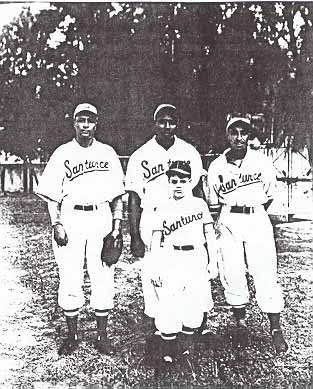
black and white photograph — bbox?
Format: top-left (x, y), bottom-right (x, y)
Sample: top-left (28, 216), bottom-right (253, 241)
top-left (0, 1), bottom-right (312, 387)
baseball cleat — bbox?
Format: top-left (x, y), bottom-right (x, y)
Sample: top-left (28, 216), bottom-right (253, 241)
top-left (95, 334), bottom-right (114, 354)
top-left (271, 329), bottom-right (288, 354)
top-left (162, 355), bottom-right (174, 364)
top-left (232, 320), bottom-right (249, 349)
top-left (58, 335), bottom-right (78, 356)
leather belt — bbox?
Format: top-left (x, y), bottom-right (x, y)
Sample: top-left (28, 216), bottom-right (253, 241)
top-left (230, 205), bottom-right (255, 214)
top-left (74, 204), bottom-right (98, 211)
top-left (173, 245), bottom-right (194, 251)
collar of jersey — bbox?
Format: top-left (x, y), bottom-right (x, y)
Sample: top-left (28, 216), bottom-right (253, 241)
top-left (153, 134), bottom-right (177, 149)
top-left (72, 138), bottom-right (97, 148)
top-left (223, 147), bottom-right (252, 164)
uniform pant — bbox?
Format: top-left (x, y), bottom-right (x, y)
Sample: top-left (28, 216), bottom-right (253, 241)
top-left (52, 202), bottom-right (114, 315)
top-left (217, 207), bottom-right (284, 313)
top-left (139, 207), bottom-right (159, 318)
top-left (153, 246), bottom-right (214, 335)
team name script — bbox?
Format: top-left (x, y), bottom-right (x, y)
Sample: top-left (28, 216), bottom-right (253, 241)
top-left (163, 212), bottom-right (203, 236)
top-left (64, 159), bottom-right (109, 181)
top-left (141, 159), bottom-right (191, 182)
top-left (219, 172), bottom-right (262, 194)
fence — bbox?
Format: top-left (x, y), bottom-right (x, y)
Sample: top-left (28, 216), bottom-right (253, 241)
top-left (0, 151), bottom-right (312, 220)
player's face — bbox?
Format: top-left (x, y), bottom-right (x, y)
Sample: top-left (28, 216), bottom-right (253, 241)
top-left (227, 126), bottom-right (249, 152)
top-left (155, 113), bottom-right (177, 142)
top-left (74, 114), bottom-right (97, 146)
top-left (169, 175), bottom-right (191, 199)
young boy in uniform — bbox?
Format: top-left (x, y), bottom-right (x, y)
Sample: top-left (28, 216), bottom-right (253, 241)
top-left (148, 160), bottom-right (218, 364)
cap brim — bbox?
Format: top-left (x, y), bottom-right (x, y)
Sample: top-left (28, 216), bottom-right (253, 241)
top-left (226, 117), bottom-right (251, 132)
top-left (166, 168), bottom-right (191, 176)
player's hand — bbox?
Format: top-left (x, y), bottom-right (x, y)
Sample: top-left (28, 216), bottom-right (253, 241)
top-left (150, 268), bottom-right (163, 287)
top-left (213, 221), bottom-right (222, 239)
top-left (206, 262), bottom-right (219, 280)
top-left (130, 235), bottom-right (145, 258)
top-left (151, 276), bottom-right (163, 288)
top-left (53, 224), bottom-right (68, 247)
top-left (110, 229), bottom-right (122, 247)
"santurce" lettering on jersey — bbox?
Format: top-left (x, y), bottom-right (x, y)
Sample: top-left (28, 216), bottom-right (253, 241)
top-left (163, 212), bottom-right (203, 236)
top-left (141, 159), bottom-right (191, 182)
top-left (219, 172), bottom-right (262, 194)
top-left (65, 159), bottom-right (110, 181)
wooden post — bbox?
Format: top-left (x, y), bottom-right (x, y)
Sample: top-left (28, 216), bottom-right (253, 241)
top-left (23, 163), bottom-right (28, 193)
top-left (0, 166), bottom-right (5, 193)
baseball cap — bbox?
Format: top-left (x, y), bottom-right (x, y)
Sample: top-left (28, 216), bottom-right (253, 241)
top-left (153, 104), bottom-right (177, 121)
top-left (166, 160), bottom-right (191, 178)
top-left (226, 117), bottom-right (251, 133)
top-left (73, 103), bottom-right (98, 118)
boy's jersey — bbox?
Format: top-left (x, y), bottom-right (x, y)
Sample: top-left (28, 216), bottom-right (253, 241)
top-left (125, 136), bottom-right (204, 210)
top-left (36, 139), bottom-right (125, 204)
top-left (154, 196), bottom-right (213, 247)
top-left (207, 148), bottom-right (277, 207)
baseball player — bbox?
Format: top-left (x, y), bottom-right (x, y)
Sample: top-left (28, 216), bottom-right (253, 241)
top-left (206, 116), bottom-right (288, 354)
top-left (125, 103), bottom-right (206, 334)
top-left (36, 103), bottom-right (125, 356)
top-left (149, 160), bottom-right (218, 364)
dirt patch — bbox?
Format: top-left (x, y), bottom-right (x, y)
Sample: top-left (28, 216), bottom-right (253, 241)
top-left (0, 194), bottom-right (312, 387)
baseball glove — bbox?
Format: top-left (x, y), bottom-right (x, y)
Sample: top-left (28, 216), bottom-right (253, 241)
top-left (101, 233), bottom-right (123, 267)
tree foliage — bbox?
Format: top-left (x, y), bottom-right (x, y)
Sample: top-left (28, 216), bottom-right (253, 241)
top-left (0, 2), bottom-right (312, 161)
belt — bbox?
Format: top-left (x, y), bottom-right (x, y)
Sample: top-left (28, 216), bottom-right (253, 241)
top-left (230, 205), bottom-right (255, 214)
top-left (173, 245), bottom-right (194, 251)
top-left (74, 204), bottom-right (98, 211)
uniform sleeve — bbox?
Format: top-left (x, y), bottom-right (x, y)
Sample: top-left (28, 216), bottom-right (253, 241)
top-left (206, 163), bottom-right (220, 207)
top-left (152, 208), bottom-right (164, 231)
top-left (201, 200), bottom-right (214, 224)
top-left (107, 148), bottom-right (125, 201)
top-left (262, 157), bottom-right (278, 200)
top-left (35, 149), bottom-right (65, 203)
top-left (125, 153), bottom-right (144, 198)
top-left (189, 147), bottom-right (205, 188)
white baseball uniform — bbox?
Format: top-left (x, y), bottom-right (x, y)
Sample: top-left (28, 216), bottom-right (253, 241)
top-left (125, 135), bottom-right (205, 317)
top-left (207, 147), bottom-right (284, 313)
top-left (36, 139), bottom-right (125, 317)
top-left (150, 195), bottom-right (214, 336)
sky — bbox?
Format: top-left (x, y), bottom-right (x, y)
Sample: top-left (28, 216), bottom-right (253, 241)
top-left (0, 2), bottom-right (49, 29)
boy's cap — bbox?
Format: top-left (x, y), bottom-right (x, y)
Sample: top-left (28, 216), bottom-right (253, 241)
top-left (73, 103), bottom-right (98, 118)
top-left (153, 104), bottom-right (177, 121)
top-left (226, 117), bottom-right (251, 133)
top-left (166, 160), bottom-right (191, 177)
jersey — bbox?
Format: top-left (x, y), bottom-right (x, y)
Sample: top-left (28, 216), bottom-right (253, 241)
top-left (206, 148), bottom-right (277, 208)
top-left (154, 195), bottom-right (213, 248)
top-left (125, 136), bottom-right (205, 210)
top-left (36, 139), bottom-right (125, 205)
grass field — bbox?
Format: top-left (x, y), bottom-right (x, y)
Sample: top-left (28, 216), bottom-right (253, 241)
top-left (1, 194), bottom-right (312, 388)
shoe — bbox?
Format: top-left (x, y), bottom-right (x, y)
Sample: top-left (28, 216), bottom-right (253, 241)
top-left (271, 329), bottom-right (288, 354)
top-left (95, 334), bottom-right (114, 354)
top-left (233, 319), bottom-right (248, 349)
top-left (160, 339), bottom-right (178, 364)
top-left (198, 330), bottom-right (225, 350)
top-left (179, 333), bottom-right (193, 357)
top-left (58, 335), bottom-right (78, 355)
top-left (162, 354), bottom-right (174, 364)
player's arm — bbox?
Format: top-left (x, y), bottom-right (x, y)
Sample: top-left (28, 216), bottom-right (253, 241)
top-left (109, 195), bottom-right (123, 240)
top-left (192, 177), bottom-right (205, 200)
top-left (206, 166), bottom-right (222, 222)
top-left (262, 157), bottom-right (278, 212)
top-left (203, 222), bottom-right (219, 279)
top-left (48, 201), bottom-right (68, 246)
top-left (150, 229), bottom-right (164, 287)
top-left (128, 190), bottom-right (145, 257)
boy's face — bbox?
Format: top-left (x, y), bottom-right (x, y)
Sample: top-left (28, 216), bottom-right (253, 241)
top-left (168, 174), bottom-right (192, 199)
